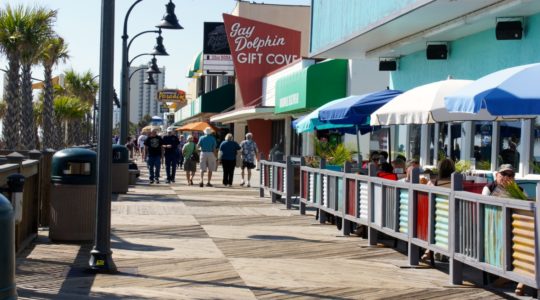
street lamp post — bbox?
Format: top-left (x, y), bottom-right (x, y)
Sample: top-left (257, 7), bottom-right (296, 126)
top-left (89, 0), bottom-right (116, 273)
top-left (119, 0), bottom-right (183, 146)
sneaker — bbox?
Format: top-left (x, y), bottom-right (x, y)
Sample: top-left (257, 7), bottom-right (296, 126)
top-left (171, 179), bottom-right (175, 183)
top-left (247, 183), bottom-right (251, 187)
top-left (206, 183), bottom-right (213, 187)
top-left (199, 182), bottom-right (204, 187)
top-left (166, 180), bottom-right (171, 184)
top-left (149, 180), bottom-right (154, 184)
top-left (156, 179), bottom-right (160, 184)
top-left (240, 181), bottom-right (245, 186)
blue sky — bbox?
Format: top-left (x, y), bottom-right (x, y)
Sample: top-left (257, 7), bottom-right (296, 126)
top-left (0, 0), bottom-right (310, 94)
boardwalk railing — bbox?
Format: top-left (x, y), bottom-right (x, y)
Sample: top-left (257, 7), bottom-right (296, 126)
top-left (260, 156), bottom-right (540, 292)
top-left (259, 155), bottom-right (301, 209)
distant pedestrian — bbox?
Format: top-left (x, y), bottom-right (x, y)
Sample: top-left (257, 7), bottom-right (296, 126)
top-left (182, 135), bottom-right (197, 185)
top-left (144, 129), bottom-right (163, 184)
top-left (137, 133), bottom-right (147, 161)
top-left (177, 135), bottom-right (186, 168)
top-left (240, 132), bottom-right (258, 187)
top-left (219, 133), bottom-right (241, 187)
top-left (162, 128), bottom-right (180, 184)
top-left (197, 127), bottom-right (217, 187)
top-left (125, 136), bottom-right (135, 159)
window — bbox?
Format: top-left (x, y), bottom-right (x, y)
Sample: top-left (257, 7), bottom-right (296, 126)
top-left (63, 162), bottom-right (92, 176)
top-left (499, 121), bottom-right (521, 172)
top-left (409, 125), bottom-right (421, 161)
top-left (473, 121), bottom-right (492, 170)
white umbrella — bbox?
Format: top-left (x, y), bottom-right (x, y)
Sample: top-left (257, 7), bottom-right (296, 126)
top-left (370, 79), bottom-right (496, 125)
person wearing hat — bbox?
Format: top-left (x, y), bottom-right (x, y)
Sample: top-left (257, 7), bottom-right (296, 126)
top-left (162, 128), bottom-right (180, 184)
top-left (482, 164), bottom-right (519, 197)
top-left (197, 127), bottom-right (217, 187)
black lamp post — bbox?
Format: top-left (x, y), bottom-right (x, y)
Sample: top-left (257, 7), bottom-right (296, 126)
top-left (119, 0), bottom-right (182, 147)
top-left (89, 0), bottom-right (116, 273)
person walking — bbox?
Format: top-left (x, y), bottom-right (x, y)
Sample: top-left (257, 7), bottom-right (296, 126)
top-left (240, 132), bottom-right (259, 187)
top-left (177, 135), bottom-right (186, 168)
top-left (144, 129), bottom-right (163, 184)
top-left (197, 127), bottom-right (217, 187)
top-left (182, 135), bottom-right (197, 185)
top-left (219, 133), bottom-right (241, 187)
top-left (163, 128), bottom-right (180, 184)
top-left (137, 133), bottom-right (147, 162)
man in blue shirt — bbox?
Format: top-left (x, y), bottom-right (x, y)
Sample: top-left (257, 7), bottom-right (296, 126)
top-left (197, 127), bottom-right (217, 187)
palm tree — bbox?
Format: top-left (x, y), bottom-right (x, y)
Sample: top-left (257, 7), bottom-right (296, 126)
top-left (40, 36), bottom-right (68, 150)
top-left (19, 7), bottom-right (56, 150)
top-left (63, 69), bottom-right (98, 145)
top-left (0, 5), bottom-right (26, 150)
top-left (52, 96), bottom-right (88, 148)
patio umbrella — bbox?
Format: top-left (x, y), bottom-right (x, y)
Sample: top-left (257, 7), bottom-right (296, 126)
top-left (177, 121), bottom-right (219, 132)
top-left (318, 90), bottom-right (402, 163)
top-left (318, 90), bottom-right (402, 124)
top-left (141, 125), bottom-right (161, 133)
top-left (370, 79), bottom-right (496, 126)
top-left (294, 98), bottom-right (355, 134)
top-left (445, 63), bottom-right (540, 116)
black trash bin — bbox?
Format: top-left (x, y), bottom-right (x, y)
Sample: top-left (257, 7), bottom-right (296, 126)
top-left (50, 148), bottom-right (97, 242)
top-left (112, 145), bottom-right (130, 193)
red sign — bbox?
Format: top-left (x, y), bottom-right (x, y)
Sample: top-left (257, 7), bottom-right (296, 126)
top-left (223, 14), bottom-right (301, 106)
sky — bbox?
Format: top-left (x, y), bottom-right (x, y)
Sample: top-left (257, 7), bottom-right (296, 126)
top-left (0, 0), bottom-right (311, 95)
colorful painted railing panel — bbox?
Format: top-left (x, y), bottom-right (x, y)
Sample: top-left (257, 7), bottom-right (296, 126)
top-left (484, 205), bottom-right (503, 268)
top-left (282, 168), bottom-right (287, 192)
top-left (373, 184), bottom-right (383, 226)
top-left (315, 173), bottom-right (321, 204)
top-left (383, 186), bottom-right (397, 231)
top-left (512, 209), bottom-right (535, 277)
top-left (457, 199), bottom-right (478, 259)
top-left (337, 177), bottom-right (344, 211)
top-left (322, 175), bottom-right (328, 207)
top-left (346, 179), bottom-right (356, 216)
top-left (308, 172), bottom-right (315, 203)
top-left (399, 189), bottom-right (409, 234)
top-left (269, 166), bottom-right (274, 190)
top-left (416, 192), bottom-right (429, 241)
top-left (358, 181), bottom-right (369, 221)
top-left (434, 195), bottom-right (449, 249)
top-left (329, 176), bottom-right (337, 210)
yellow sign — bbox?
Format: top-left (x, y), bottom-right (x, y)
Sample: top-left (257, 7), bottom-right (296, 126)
top-left (157, 89), bottom-right (187, 104)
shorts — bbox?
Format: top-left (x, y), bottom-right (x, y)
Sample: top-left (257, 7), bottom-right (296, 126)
top-left (184, 159), bottom-right (196, 172)
top-left (200, 152), bottom-right (217, 171)
top-left (242, 160), bottom-right (256, 170)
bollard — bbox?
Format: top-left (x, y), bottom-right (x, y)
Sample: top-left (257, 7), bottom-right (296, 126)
top-left (0, 194), bottom-right (17, 300)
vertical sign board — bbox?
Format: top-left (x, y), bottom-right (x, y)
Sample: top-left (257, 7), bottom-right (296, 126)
top-left (203, 22), bottom-right (234, 76)
top-left (223, 14), bottom-right (301, 106)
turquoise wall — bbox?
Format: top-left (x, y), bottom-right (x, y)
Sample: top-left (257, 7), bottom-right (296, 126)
top-left (391, 13), bottom-right (540, 91)
top-left (311, 0), bottom-right (421, 54)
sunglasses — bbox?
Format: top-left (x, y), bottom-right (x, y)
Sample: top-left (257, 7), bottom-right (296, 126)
top-left (500, 171), bottom-right (515, 178)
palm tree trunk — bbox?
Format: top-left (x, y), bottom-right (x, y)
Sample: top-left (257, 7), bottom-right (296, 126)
top-left (52, 115), bottom-right (63, 150)
top-left (42, 66), bottom-right (54, 150)
top-left (20, 64), bottom-right (36, 150)
top-left (2, 57), bottom-right (21, 150)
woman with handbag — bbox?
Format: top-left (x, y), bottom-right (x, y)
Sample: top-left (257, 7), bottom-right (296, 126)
top-left (182, 135), bottom-right (198, 185)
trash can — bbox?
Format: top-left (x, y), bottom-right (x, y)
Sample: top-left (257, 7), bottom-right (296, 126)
top-left (112, 145), bottom-right (129, 193)
top-left (49, 148), bottom-right (96, 242)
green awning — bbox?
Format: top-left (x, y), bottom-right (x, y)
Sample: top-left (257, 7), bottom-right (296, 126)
top-left (275, 59), bottom-right (348, 114)
top-left (175, 84), bottom-right (235, 122)
top-left (186, 51), bottom-right (203, 78)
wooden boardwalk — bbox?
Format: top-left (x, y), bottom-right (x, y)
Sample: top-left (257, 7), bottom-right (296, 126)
top-left (15, 162), bottom-right (520, 299)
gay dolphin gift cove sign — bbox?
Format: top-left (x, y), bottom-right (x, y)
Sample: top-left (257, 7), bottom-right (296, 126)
top-left (223, 14), bottom-right (301, 106)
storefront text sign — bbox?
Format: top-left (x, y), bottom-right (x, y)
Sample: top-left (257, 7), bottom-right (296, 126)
top-left (223, 14), bottom-right (301, 106)
top-left (157, 89), bottom-right (187, 106)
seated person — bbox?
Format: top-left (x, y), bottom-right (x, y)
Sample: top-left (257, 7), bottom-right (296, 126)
top-left (401, 159), bottom-right (421, 182)
top-left (432, 158), bottom-right (455, 187)
top-left (391, 158), bottom-right (406, 174)
top-left (377, 162), bottom-right (398, 180)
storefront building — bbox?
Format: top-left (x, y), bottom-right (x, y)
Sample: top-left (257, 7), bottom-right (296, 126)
top-left (310, 0), bottom-right (540, 177)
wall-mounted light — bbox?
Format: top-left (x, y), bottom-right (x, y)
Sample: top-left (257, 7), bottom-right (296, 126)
top-left (426, 42), bottom-right (448, 60)
top-left (496, 17), bottom-right (523, 40)
top-left (379, 57), bottom-right (398, 71)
